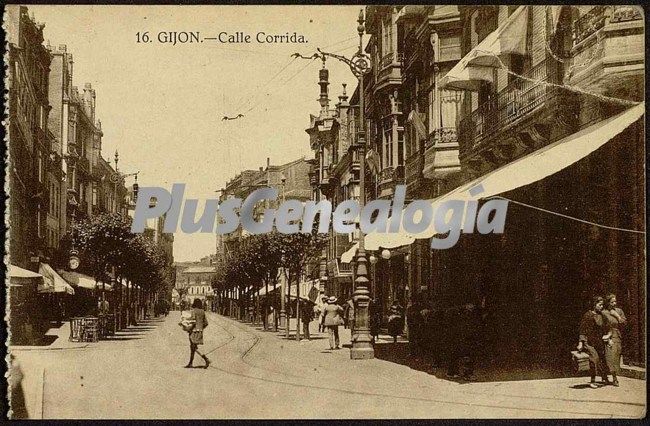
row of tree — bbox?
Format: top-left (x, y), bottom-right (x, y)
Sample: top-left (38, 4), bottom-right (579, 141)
top-left (213, 230), bottom-right (327, 335)
top-left (55, 213), bottom-right (172, 329)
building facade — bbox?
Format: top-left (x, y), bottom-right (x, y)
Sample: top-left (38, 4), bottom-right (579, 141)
top-left (6, 5), bottom-right (53, 270)
top-left (305, 60), bottom-right (358, 301)
top-left (311, 5), bottom-right (645, 370)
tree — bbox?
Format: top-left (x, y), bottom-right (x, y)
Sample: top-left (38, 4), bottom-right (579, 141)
top-left (54, 213), bottom-right (169, 327)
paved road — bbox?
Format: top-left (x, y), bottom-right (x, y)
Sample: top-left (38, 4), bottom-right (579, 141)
top-left (12, 313), bottom-right (646, 419)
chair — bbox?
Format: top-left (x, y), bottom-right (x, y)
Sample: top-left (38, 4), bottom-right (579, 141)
top-left (69, 317), bottom-right (85, 342)
top-left (83, 317), bottom-right (100, 342)
top-left (106, 314), bottom-right (116, 336)
top-left (97, 314), bottom-right (106, 338)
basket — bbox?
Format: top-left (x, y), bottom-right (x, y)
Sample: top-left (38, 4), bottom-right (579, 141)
top-left (571, 350), bottom-right (591, 372)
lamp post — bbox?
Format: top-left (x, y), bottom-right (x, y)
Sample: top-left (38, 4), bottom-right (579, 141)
top-left (351, 9), bottom-right (372, 360)
top-left (314, 9), bottom-right (373, 359)
top-left (279, 176), bottom-right (288, 337)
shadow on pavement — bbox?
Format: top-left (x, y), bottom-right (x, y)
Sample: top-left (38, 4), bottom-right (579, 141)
top-left (27, 335), bottom-right (59, 346)
top-left (373, 340), bottom-right (573, 384)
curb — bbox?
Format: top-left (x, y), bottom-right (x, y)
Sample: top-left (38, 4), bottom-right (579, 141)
top-left (621, 364), bottom-right (646, 380)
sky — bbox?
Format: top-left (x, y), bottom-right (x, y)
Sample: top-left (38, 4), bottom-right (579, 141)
top-left (29, 5), bottom-right (362, 262)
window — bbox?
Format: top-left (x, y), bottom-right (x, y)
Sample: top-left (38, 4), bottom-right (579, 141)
top-left (382, 119), bottom-right (393, 169)
top-left (397, 129), bottom-right (404, 166)
top-left (37, 211), bottom-right (42, 238)
top-left (50, 183), bottom-right (55, 215)
top-left (92, 184), bottom-right (98, 207)
top-left (382, 16), bottom-right (394, 58)
top-left (440, 90), bottom-right (464, 130)
top-left (37, 151), bottom-right (43, 183)
top-left (427, 74), bottom-right (436, 132)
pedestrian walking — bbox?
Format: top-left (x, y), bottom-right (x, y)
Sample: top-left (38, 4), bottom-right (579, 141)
top-left (344, 298), bottom-right (355, 331)
top-left (444, 305), bottom-right (463, 379)
top-left (301, 301), bottom-right (315, 340)
top-left (602, 293), bottom-right (626, 387)
top-left (370, 297), bottom-right (382, 343)
top-left (321, 296), bottom-right (344, 349)
top-left (387, 300), bottom-right (404, 344)
top-left (181, 299), bottom-right (211, 369)
top-left (577, 296), bottom-right (608, 388)
top-left (457, 303), bottom-right (481, 381)
top-left (313, 301), bottom-right (322, 333)
top-left (406, 293), bottom-right (429, 359)
top-left (318, 295), bottom-right (328, 333)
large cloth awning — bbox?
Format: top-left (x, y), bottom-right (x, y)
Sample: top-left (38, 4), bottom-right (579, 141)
top-left (8, 265), bottom-right (43, 279)
top-left (59, 271), bottom-right (113, 291)
top-left (341, 102), bottom-right (645, 262)
top-left (440, 6), bottom-right (528, 90)
top-left (38, 263), bottom-right (75, 295)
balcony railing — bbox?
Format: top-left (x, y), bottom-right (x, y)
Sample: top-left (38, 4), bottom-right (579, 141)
top-left (379, 165), bottom-right (405, 185)
top-left (405, 153), bottom-right (423, 184)
top-left (426, 127), bottom-right (458, 148)
top-left (572, 6), bottom-right (607, 46)
top-left (572, 6), bottom-right (642, 47)
top-left (381, 52), bottom-right (394, 69)
top-left (459, 59), bottom-right (554, 154)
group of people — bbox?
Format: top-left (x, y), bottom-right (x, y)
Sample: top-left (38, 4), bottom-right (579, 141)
top-left (154, 299), bottom-right (170, 317)
top-left (578, 293), bottom-right (626, 387)
top-left (313, 296), bottom-right (407, 350)
top-left (404, 293), bottom-right (484, 380)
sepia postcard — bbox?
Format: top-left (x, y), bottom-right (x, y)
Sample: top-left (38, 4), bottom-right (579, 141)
top-left (3, 3), bottom-right (646, 420)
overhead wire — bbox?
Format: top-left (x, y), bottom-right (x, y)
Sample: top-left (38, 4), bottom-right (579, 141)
top-left (320, 35), bottom-right (357, 49)
top-left (232, 56), bottom-right (299, 113)
top-left (488, 196), bottom-right (645, 234)
top-left (242, 57), bottom-right (318, 115)
top-left (475, 50), bottom-right (640, 107)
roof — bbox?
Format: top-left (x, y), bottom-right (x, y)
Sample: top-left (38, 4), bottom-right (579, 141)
top-left (182, 266), bottom-right (217, 274)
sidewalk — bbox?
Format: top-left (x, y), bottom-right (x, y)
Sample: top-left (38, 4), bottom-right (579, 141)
top-left (10, 321), bottom-right (88, 351)
top-left (228, 315), bottom-right (646, 418)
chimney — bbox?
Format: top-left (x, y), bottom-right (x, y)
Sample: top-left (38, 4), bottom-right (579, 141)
top-left (338, 83), bottom-right (349, 107)
top-left (318, 57), bottom-right (330, 117)
top-left (83, 83), bottom-right (96, 121)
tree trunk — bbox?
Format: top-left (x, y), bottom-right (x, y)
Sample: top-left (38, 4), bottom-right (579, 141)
top-left (285, 270), bottom-right (291, 339)
top-left (296, 271), bottom-right (301, 341)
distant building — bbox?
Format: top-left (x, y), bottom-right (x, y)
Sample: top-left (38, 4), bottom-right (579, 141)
top-left (215, 156), bottom-right (312, 268)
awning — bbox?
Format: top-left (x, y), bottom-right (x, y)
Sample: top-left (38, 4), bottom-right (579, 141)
top-left (59, 271), bottom-right (112, 291)
top-left (8, 265), bottom-right (43, 279)
top-left (341, 102), bottom-right (645, 261)
top-left (255, 283), bottom-right (313, 302)
top-left (440, 6), bottom-right (528, 90)
top-left (38, 263), bottom-right (75, 295)
top-left (8, 265), bottom-right (44, 287)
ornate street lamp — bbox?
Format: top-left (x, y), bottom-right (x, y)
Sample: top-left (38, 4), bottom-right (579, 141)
top-left (349, 9), bottom-right (373, 360)
top-left (309, 9), bottom-right (372, 359)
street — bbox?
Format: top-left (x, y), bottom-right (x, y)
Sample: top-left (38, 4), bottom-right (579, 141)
top-left (12, 313), bottom-right (646, 419)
